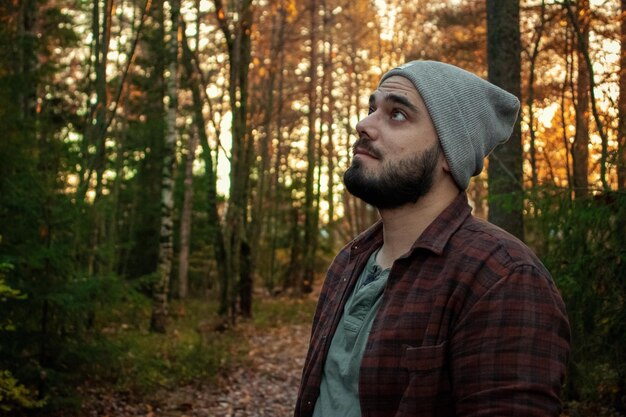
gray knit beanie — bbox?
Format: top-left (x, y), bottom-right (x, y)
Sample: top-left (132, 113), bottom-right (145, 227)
top-left (378, 60), bottom-right (520, 190)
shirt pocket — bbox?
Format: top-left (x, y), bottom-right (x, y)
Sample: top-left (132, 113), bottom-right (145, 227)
top-left (397, 341), bottom-right (451, 416)
top-left (400, 341), bottom-right (448, 374)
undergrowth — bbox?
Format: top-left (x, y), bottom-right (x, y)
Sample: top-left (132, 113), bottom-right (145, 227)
top-left (74, 293), bottom-right (317, 406)
top-left (251, 294), bottom-right (317, 329)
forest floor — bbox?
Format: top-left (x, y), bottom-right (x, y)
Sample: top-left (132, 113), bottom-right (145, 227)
top-left (80, 321), bottom-right (311, 417)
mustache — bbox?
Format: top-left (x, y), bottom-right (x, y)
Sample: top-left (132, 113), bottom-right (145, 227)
top-left (352, 137), bottom-right (382, 159)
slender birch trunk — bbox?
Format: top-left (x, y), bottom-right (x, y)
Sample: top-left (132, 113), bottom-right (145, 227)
top-left (150, 0), bottom-right (179, 333)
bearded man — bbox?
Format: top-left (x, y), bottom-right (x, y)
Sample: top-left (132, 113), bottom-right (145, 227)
top-left (294, 61), bottom-right (570, 417)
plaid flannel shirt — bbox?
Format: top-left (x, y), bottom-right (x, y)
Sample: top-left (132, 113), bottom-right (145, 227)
top-left (295, 192), bottom-right (570, 417)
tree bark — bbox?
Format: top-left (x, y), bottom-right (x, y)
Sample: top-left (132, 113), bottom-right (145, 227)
top-left (77, 0), bottom-right (113, 203)
top-left (177, 130), bottom-right (198, 299)
top-left (486, 0), bottom-right (524, 240)
top-left (93, 0), bottom-right (113, 202)
top-left (301, 0), bottom-right (319, 295)
top-left (618, 0), bottom-right (626, 191)
top-left (80, 0), bottom-right (113, 276)
top-left (20, 0), bottom-right (37, 139)
top-left (249, 2), bottom-right (286, 295)
top-left (563, 0), bottom-right (610, 192)
top-left (561, 26), bottom-right (574, 193)
top-left (269, 43), bottom-right (287, 294)
top-left (150, 0), bottom-right (179, 333)
top-left (321, 0), bottom-right (336, 239)
top-left (180, 24), bottom-right (228, 304)
top-left (526, 0), bottom-right (546, 189)
top-left (571, 0), bottom-right (590, 198)
top-left (214, 0), bottom-right (254, 319)
top-left (325, 0), bottom-right (338, 232)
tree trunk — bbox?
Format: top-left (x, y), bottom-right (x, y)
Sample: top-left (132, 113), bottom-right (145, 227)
top-left (20, 0), bottom-right (43, 397)
top-left (571, 0), bottom-right (590, 198)
top-left (285, 202), bottom-right (302, 292)
top-left (564, 0), bottom-right (610, 192)
top-left (107, 126), bottom-right (126, 275)
top-left (20, 0), bottom-right (37, 140)
top-left (111, 0), bottom-right (165, 281)
top-left (269, 50), bottom-right (287, 293)
top-left (177, 130), bottom-right (198, 299)
top-left (301, 0), bottom-right (319, 295)
top-left (93, 0), bottom-right (113, 202)
top-left (320, 0), bottom-right (337, 242)
top-left (214, 0), bottom-right (253, 320)
top-left (78, 0), bottom-right (113, 203)
top-left (618, 0), bottom-right (626, 191)
top-left (323, 3), bottom-right (336, 231)
top-left (180, 25), bottom-right (228, 304)
top-left (526, 0), bottom-right (546, 190)
top-left (81, 0), bottom-right (113, 276)
top-left (561, 26), bottom-right (574, 193)
top-left (150, 0), bottom-right (179, 333)
top-left (249, 3), bottom-right (286, 295)
top-left (486, 0), bottom-right (524, 240)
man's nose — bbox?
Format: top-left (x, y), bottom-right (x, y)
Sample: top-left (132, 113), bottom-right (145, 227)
top-left (355, 112), bottom-right (379, 141)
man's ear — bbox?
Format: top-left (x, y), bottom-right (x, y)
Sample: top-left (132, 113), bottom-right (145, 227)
top-left (440, 149), bottom-right (451, 173)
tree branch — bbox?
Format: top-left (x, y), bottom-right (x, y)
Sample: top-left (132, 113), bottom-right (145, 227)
top-left (104, 0), bottom-right (153, 132)
top-left (559, 0), bottom-right (610, 190)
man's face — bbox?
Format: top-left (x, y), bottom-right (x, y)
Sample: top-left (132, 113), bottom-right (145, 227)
top-left (343, 75), bottom-right (443, 209)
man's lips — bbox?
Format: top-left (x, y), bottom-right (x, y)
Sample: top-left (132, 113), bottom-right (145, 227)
top-left (354, 147), bottom-right (379, 159)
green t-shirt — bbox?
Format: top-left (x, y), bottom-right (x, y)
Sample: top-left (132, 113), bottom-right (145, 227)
top-left (313, 248), bottom-right (390, 417)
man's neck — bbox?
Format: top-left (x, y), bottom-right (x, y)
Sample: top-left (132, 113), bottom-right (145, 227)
top-left (375, 185), bottom-right (459, 269)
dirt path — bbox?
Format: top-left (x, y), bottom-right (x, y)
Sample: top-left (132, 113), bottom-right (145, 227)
top-left (81, 322), bottom-right (311, 417)
top-left (192, 323), bottom-right (310, 417)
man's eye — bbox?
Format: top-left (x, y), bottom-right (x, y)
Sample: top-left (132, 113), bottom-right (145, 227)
top-left (391, 110), bottom-right (407, 121)
top-left (368, 106), bottom-right (376, 115)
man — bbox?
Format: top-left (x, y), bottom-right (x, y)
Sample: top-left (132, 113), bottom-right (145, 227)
top-left (294, 61), bottom-right (570, 417)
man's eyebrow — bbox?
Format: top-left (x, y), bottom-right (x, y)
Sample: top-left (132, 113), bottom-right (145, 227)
top-left (369, 92), bottom-right (419, 114)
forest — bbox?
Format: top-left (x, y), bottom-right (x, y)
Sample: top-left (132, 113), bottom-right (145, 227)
top-left (0, 0), bottom-right (625, 415)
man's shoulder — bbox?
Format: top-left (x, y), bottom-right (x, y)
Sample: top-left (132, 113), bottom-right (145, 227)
top-left (452, 215), bottom-right (547, 273)
top-left (459, 215), bottom-right (523, 244)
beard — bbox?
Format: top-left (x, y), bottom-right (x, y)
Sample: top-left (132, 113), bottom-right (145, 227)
top-left (343, 141), bottom-right (441, 210)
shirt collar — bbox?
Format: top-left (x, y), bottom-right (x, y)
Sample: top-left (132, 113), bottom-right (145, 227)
top-left (349, 192), bottom-right (472, 257)
top-left (411, 191), bottom-right (472, 255)
top-left (349, 220), bottom-right (384, 256)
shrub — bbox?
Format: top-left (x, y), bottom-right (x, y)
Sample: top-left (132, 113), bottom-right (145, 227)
top-left (528, 188), bottom-right (626, 410)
